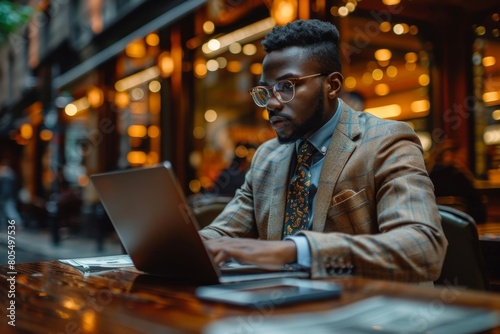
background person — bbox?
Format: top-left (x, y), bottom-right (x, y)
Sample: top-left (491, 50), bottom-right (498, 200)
top-left (0, 159), bottom-right (23, 228)
top-left (428, 140), bottom-right (487, 223)
top-left (200, 19), bottom-right (447, 283)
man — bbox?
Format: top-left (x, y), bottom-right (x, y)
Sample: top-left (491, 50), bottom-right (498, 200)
top-left (200, 19), bottom-right (447, 283)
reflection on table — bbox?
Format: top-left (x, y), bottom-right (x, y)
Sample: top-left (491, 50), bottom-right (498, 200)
top-left (1, 261), bottom-right (499, 333)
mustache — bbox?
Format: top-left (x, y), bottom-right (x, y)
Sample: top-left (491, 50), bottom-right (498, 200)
top-left (268, 109), bottom-right (292, 121)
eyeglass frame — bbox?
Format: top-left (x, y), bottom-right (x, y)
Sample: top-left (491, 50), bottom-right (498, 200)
top-left (248, 72), bottom-right (330, 107)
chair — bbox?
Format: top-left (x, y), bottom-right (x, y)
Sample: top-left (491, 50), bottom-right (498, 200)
top-left (434, 205), bottom-right (490, 291)
top-left (191, 196), bottom-right (232, 230)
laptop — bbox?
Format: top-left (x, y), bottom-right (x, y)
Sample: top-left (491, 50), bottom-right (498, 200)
top-left (90, 161), bottom-right (309, 284)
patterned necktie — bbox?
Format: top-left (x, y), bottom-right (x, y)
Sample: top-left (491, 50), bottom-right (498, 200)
top-left (283, 140), bottom-right (316, 237)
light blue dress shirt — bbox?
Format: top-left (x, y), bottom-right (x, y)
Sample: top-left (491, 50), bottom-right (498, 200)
top-left (286, 100), bottom-right (343, 268)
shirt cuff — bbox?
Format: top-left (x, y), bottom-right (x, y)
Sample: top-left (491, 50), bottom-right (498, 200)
top-left (285, 235), bottom-right (312, 269)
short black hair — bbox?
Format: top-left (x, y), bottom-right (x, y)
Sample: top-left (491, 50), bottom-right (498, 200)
top-left (261, 19), bottom-right (342, 73)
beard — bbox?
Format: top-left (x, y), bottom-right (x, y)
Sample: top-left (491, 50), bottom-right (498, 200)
top-left (276, 92), bottom-right (324, 144)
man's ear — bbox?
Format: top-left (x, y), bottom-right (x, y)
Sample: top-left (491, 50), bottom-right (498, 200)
top-left (327, 72), bottom-right (344, 99)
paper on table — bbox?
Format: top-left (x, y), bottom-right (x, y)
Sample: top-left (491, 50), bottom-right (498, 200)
top-left (203, 295), bottom-right (500, 334)
top-left (58, 254), bottom-right (135, 276)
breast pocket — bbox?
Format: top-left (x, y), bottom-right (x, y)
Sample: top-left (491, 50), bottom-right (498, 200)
top-left (326, 189), bottom-right (371, 234)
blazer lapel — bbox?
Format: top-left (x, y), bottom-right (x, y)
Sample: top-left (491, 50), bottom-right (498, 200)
top-left (267, 143), bottom-right (295, 240)
top-left (312, 103), bottom-right (360, 232)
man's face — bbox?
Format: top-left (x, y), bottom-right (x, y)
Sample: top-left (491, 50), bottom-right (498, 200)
top-left (259, 46), bottom-right (331, 143)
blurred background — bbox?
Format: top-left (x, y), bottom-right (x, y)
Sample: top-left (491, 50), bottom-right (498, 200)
top-left (0, 0), bottom-right (499, 262)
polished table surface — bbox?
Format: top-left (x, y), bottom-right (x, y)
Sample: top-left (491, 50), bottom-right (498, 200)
top-left (1, 261), bottom-right (500, 333)
top-left (478, 222), bottom-right (500, 240)
top-left (478, 222), bottom-right (500, 289)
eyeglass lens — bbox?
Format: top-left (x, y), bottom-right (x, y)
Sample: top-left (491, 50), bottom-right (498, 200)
top-left (251, 80), bottom-right (295, 107)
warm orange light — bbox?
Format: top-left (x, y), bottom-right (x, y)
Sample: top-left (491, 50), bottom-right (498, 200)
top-left (249, 63), bottom-right (262, 75)
top-left (125, 39), bottom-right (146, 58)
top-left (483, 56), bottom-right (496, 67)
top-left (344, 76), bottom-right (356, 89)
top-left (382, 0), bottom-right (400, 4)
top-left (405, 52), bottom-right (418, 63)
top-left (64, 97), bottom-right (89, 116)
top-left (235, 144), bottom-right (249, 158)
top-left (148, 125), bottom-right (160, 138)
top-left (147, 152), bottom-right (159, 165)
top-left (127, 151), bottom-right (147, 165)
top-left (89, 0), bottom-right (103, 33)
top-left (374, 83), bottom-right (390, 96)
top-left (411, 100), bottom-right (430, 113)
top-left (20, 124), bottom-right (33, 139)
top-left (372, 69), bottom-right (384, 81)
top-left (39, 129), bottom-right (53, 141)
top-left (77, 175), bottom-right (89, 187)
top-left (115, 91), bottom-right (130, 109)
top-left (379, 22), bottom-right (391, 32)
top-left (242, 44), bottom-right (257, 56)
top-left (365, 104), bottom-right (401, 118)
top-left (362, 72), bottom-right (374, 85)
top-left (393, 24), bottom-right (408, 35)
top-left (338, 6), bottom-right (349, 17)
top-left (87, 87), bottom-right (103, 108)
top-left (405, 62), bottom-right (416, 71)
top-left (158, 52), bottom-right (174, 77)
top-left (194, 61), bottom-right (207, 78)
top-left (375, 49), bottom-right (392, 62)
top-left (204, 109), bottom-right (217, 122)
top-left (146, 33), bottom-right (159, 47)
top-left (272, 0), bottom-right (297, 25)
top-left (418, 74), bottom-right (430, 86)
top-left (149, 80), bottom-right (161, 93)
top-left (475, 26), bottom-right (486, 36)
top-left (227, 61), bottom-right (241, 73)
top-left (193, 126), bottom-right (205, 139)
top-left (386, 66), bottom-right (398, 78)
top-left (189, 179), bottom-right (202, 193)
top-left (127, 125), bottom-right (147, 138)
top-left (115, 67), bottom-right (160, 92)
top-left (493, 109), bottom-right (500, 121)
top-left (62, 298), bottom-right (81, 311)
top-left (203, 21), bottom-right (215, 34)
top-left (484, 91), bottom-right (500, 103)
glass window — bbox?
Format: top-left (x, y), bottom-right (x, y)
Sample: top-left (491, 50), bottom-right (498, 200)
top-left (472, 13), bottom-right (500, 181)
top-left (338, 12), bottom-right (432, 153)
top-left (114, 33), bottom-right (162, 169)
top-left (189, 9), bottom-right (434, 195)
top-left (190, 17), bottom-right (276, 195)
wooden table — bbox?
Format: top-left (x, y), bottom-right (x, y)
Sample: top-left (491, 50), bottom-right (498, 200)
top-left (478, 222), bottom-right (500, 241)
top-left (478, 222), bottom-right (500, 290)
top-left (1, 261), bottom-right (500, 333)
top-left (475, 180), bottom-right (500, 222)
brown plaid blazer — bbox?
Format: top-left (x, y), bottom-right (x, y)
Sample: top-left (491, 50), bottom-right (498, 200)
top-left (200, 101), bottom-right (448, 282)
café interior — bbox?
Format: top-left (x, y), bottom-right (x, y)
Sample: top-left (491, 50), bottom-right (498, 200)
top-left (1, 0), bottom-right (500, 332)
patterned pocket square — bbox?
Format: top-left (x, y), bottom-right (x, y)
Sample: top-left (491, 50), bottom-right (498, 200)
top-left (332, 189), bottom-right (356, 205)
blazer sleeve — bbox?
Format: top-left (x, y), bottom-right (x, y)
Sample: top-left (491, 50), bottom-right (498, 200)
top-left (198, 142), bottom-right (280, 240)
top-left (299, 119), bottom-right (448, 282)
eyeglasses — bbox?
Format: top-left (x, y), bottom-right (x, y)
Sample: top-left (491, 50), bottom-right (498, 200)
top-left (248, 72), bottom-right (328, 107)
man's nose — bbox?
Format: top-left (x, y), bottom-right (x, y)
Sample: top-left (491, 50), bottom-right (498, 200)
top-left (266, 93), bottom-right (284, 110)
